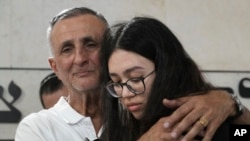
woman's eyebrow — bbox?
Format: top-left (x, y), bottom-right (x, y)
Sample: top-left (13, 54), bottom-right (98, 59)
top-left (109, 66), bottom-right (144, 77)
top-left (123, 66), bottom-right (144, 75)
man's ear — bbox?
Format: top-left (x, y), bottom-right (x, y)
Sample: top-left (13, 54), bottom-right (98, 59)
top-left (48, 57), bottom-right (63, 81)
top-left (48, 57), bottom-right (58, 73)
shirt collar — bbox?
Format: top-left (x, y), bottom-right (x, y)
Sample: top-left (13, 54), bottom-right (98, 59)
top-left (53, 96), bottom-right (86, 124)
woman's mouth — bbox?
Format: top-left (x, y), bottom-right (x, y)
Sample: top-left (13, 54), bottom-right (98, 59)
top-left (127, 103), bottom-right (141, 112)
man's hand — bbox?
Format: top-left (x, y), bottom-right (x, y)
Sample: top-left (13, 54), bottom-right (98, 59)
top-left (162, 90), bottom-right (235, 141)
top-left (138, 118), bottom-right (184, 141)
top-left (138, 117), bottom-right (200, 141)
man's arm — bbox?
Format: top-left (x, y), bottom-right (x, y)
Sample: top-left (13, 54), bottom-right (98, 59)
top-left (138, 90), bottom-right (250, 141)
top-left (137, 118), bottom-right (182, 141)
top-left (162, 90), bottom-right (250, 141)
top-left (232, 106), bottom-right (250, 124)
top-left (15, 117), bottom-right (43, 141)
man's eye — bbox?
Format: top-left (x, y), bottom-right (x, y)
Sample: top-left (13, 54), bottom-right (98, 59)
top-left (86, 42), bottom-right (97, 48)
top-left (61, 46), bottom-right (72, 53)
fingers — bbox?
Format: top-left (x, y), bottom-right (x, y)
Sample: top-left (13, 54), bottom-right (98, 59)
top-left (168, 108), bottom-right (205, 140)
top-left (180, 117), bottom-right (209, 141)
top-left (138, 117), bottom-right (180, 141)
top-left (162, 96), bottom-right (209, 140)
top-left (201, 118), bottom-right (222, 141)
top-left (163, 98), bottom-right (187, 109)
top-left (163, 90), bottom-right (231, 141)
top-left (162, 99), bottom-right (180, 109)
top-left (198, 118), bottom-right (208, 128)
top-left (162, 98), bottom-right (191, 129)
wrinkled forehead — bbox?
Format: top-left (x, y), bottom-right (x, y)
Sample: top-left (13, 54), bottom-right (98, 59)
top-left (50, 15), bottom-right (107, 47)
top-left (52, 15), bottom-right (106, 36)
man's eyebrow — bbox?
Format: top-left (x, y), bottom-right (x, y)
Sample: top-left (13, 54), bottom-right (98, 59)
top-left (60, 36), bottom-right (96, 47)
top-left (61, 40), bottom-right (73, 47)
top-left (80, 36), bottom-right (96, 44)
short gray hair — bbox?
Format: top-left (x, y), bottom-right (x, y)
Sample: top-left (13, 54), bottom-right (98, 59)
top-left (46, 7), bottom-right (108, 56)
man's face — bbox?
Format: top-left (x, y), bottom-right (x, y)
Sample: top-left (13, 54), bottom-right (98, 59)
top-left (49, 14), bottom-right (107, 93)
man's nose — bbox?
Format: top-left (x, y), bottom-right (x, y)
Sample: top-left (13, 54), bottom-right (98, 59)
top-left (74, 48), bottom-right (88, 65)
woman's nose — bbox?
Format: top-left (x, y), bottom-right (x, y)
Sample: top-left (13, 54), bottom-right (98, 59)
top-left (121, 85), bottom-right (135, 98)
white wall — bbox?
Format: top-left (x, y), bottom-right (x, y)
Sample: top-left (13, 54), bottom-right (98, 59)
top-left (0, 0), bottom-right (249, 139)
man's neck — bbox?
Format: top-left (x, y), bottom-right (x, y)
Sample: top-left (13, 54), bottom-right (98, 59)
top-left (68, 89), bottom-right (103, 134)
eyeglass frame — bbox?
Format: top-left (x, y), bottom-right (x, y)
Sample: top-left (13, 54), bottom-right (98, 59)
top-left (105, 70), bottom-right (155, 98)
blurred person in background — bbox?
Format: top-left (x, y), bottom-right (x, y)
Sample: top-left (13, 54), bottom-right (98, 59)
top-left (39, 72), bottom-right (68, 109)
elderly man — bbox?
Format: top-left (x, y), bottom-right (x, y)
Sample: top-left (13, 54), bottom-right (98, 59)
top-left (15, 7), bottom-right (250, 141)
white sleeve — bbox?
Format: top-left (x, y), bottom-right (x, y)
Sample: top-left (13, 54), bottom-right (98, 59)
top-left (15, 114), bottom-right (48, 141)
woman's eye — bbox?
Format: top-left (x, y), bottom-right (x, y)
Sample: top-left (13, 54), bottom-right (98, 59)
top-left (130, 78), bottom-right (141, 83)
top-left (111, 79), bottom-right (120, 83)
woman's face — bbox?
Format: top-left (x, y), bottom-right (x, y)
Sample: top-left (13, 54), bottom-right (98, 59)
top-left (108, 49), bottom-right (155, 119)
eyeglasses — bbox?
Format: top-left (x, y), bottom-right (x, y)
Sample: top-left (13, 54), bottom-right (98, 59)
top-left (105, 70), bottom-right (155, 98)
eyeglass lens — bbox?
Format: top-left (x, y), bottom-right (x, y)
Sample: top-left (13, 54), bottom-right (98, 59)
top-left (107, 78), bottom-right (145, 97)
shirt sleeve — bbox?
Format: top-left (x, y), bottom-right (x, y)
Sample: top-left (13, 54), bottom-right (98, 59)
top-left (15, 113), bottom-right (48, 141)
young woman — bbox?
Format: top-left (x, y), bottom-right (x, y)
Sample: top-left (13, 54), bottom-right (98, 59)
top-left (100, 17), bottom-right (229, 141)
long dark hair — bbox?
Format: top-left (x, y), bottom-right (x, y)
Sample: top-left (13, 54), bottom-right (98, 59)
top-left (100, 16), bottom-right (213, 141)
